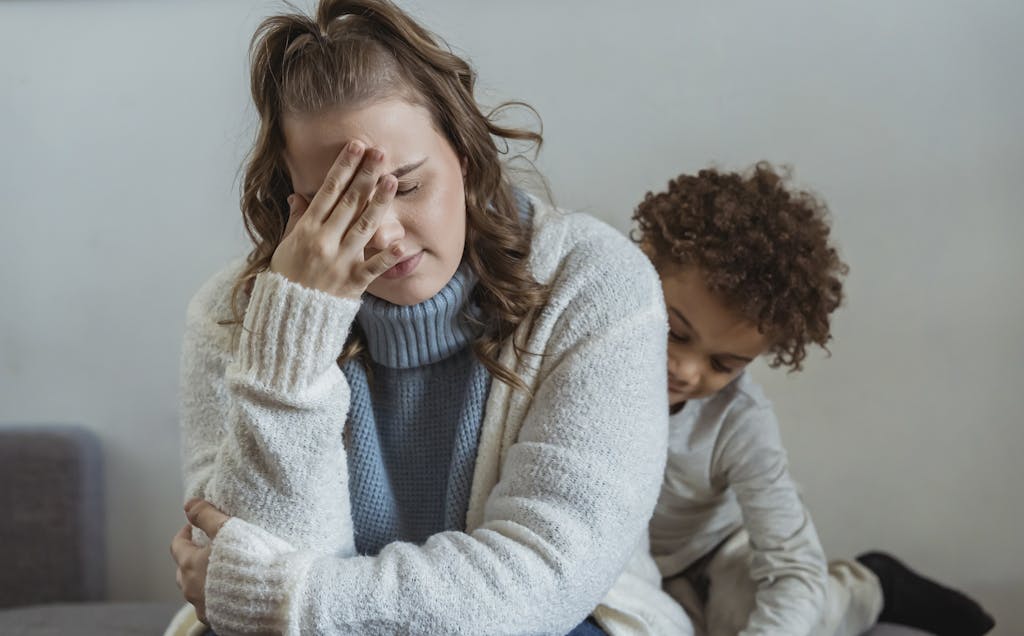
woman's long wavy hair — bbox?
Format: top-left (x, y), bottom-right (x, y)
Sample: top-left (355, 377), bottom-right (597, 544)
top-left (227, 0), bottom-right (549, 391)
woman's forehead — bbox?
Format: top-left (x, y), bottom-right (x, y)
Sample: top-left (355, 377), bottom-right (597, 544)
top-left (282, 100), bottom-right (442, 187)
top-left (283, 100), bottom-right (434, 154)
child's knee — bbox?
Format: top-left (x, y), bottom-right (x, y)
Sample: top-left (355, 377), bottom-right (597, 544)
top-left (705, 535), bottom-right (759, 635)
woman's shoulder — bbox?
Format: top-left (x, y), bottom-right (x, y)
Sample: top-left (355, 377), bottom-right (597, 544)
top-left (526, 193), bottom-right (663, 315)
top-left (527, 194), bottom-right (647, 273)
top-left (184, 257), bottom-right (248, 333)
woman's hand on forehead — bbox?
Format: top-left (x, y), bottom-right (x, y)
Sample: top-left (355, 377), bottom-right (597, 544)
top-left (270, 141), bottom-right (406, 300)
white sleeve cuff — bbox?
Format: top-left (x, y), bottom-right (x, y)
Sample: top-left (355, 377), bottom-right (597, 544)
top-left (205, 517), bottom-right (316, 636)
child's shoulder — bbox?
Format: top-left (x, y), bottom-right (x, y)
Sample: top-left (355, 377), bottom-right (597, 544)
top-left (700, 371), bottom-right (774, 423)
top-left (674, 373), bottom-right (788, 479)
top-left (675, 372), bottom-right (780, 447)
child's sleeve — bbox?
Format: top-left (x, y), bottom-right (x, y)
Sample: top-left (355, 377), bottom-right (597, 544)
top-left (716, 406), bottom-right (829, 636)
top-left (179, 267), bottom-right (360, 556)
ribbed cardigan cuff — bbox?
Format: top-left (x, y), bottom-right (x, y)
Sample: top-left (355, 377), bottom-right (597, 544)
top-left (206, 517), bottom-right (315, 635)
top-left (235, 270), bottom-right (361, 397)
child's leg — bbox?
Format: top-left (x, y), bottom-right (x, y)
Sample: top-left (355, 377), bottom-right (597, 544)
top-left (702, 530), bottom-right (758, 636)
top-left (701, 530), bottom-right (882, 636)
top-left (856, 552), bottom-right (995, 636)
top-left (818, 559), bottom-right (884, 636)
top-left (663, 572), bottom-right (708, 634)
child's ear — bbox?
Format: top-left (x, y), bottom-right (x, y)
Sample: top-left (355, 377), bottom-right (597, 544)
top-left (461, 156), bottom-right (468, 178)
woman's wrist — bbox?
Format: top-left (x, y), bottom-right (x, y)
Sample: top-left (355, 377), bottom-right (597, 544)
top-left (232, 269), bottom-right (361, 398)
top-left (205, 517), bottom-right (312, 635)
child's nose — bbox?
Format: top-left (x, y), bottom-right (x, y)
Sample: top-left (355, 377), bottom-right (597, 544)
top-left (669, 355), bottom-right (701, 387)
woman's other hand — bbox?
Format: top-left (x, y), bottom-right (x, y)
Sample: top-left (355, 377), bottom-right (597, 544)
top-left (169, 499), bottom-right (232, 626)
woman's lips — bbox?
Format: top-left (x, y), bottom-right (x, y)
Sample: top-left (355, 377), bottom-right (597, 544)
top-left (381, 251), bottom-right (423, 279)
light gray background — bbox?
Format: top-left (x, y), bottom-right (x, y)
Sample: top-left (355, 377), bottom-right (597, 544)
top-left (2, 0), bottom-right (1021, 632)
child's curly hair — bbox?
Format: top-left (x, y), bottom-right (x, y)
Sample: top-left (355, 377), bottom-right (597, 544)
top-left (632, 162), bottom-right (849, 372)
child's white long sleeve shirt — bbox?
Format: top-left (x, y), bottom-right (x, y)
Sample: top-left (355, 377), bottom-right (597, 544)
top-left (649, 371), bottom-right (828, 636)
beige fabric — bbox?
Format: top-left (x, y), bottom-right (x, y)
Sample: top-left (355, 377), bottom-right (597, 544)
top-left (666, 530), bottom-right (883, 636)
top-left (163, 604), bottom-right (204, 636)
top-left (594, 534), bottom-right (695, 635)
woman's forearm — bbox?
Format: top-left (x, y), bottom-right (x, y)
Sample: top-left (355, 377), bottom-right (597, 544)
top-left (180, 268), bottom-right (360, 554)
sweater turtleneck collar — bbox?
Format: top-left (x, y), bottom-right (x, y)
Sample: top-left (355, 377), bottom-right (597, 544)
top-left (356, 261), bottom-right (481, 369)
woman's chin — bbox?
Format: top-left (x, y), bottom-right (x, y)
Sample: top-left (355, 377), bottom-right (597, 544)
top-left (367, 253), bottom-right (465, 306)
top-left (368, 274), bottom-right (445, 306)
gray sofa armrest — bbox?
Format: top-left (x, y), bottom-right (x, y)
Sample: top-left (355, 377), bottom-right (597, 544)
top-left (0, 425), bottom-right (105, 608)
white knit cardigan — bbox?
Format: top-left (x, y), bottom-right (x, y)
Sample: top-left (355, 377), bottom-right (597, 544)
top-left (167, 196), bottom-right (693, 635)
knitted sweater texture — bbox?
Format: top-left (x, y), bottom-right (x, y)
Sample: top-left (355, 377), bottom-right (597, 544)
top-left (345, 261), bottom-right (490, 555)
top-left (176, 196), bottom-right (691, 635)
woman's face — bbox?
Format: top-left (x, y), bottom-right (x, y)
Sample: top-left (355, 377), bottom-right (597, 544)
top-left (281, 99), bottom-right (467, 306)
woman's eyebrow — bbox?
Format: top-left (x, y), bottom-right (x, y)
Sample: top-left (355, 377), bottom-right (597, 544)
top-left (299, 158), bottom-right (428, 200)
top-left (391, 157), bottom-right (427, 178)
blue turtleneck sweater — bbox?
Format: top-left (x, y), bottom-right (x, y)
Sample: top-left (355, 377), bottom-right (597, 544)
top-left (342, 262), bottom-right (491, 556)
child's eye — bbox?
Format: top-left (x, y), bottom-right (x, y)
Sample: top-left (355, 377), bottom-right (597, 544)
top-left (669, 331), bottom-right (691, 344)
top-left (396, 183), bottom-right (420, 197)
top-left (710, 359), bottom-right (733, 374)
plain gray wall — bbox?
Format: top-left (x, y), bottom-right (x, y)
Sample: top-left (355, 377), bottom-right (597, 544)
top-left (2, 0), bottom-right (1021, 631)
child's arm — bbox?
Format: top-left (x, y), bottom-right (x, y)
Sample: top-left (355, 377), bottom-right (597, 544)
top-left (716, 405), bottom-right (829, 636)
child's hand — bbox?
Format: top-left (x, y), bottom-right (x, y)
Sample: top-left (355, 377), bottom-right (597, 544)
top-left (270, 141), bottom-right (405, 300)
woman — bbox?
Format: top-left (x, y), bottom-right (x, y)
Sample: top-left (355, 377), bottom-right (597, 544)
top-left (167, 1), bottom-right (690, 633)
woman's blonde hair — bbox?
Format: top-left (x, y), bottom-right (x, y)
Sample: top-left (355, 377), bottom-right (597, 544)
top-left (228, 0), bottom-right (548, 390)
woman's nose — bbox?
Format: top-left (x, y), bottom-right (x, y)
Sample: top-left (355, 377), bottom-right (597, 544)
top-left (366, 208), bottom-right (405, 252)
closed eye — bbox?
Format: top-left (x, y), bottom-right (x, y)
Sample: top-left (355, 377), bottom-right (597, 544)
top-left (710, 358), bottom-right (734, 374)
top-left (396, 182), bottom-right (420, 197)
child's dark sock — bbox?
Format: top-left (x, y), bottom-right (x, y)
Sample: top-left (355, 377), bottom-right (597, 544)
top-left (856, 551), bottom-right (995, 636)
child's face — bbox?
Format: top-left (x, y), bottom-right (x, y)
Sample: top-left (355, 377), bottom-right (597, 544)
top-left (659, 266), bottom-right (769, 406)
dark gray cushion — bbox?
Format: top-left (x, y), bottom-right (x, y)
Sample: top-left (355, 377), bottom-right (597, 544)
top-left (0, 601), bottom-right (181, 635)
top-left (0, 425), bottom-right (105, 607)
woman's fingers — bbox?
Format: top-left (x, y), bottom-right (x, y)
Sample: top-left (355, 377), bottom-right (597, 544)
top-left (359, 241), bottom-right (406, 285)
top-left (282, 194), bottom-right (309, 239)
top-left (339, 174), bottom-right (397, 252)
top-left (170, 518), bottom-right (211, 624)
top-left (169, 523), bottom-right (194, 565)
top-left (304, 140), bottom-right (365, 224)
top-left (269, 141), bottom-right (400, 299)
top-left (323, 146), bottom-right (386, 240)
top-left (184, 499), bottom-right (230, 540)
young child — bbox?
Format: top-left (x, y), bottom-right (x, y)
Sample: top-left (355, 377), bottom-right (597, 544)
top-left (633, 163), bottom-right (995, 636)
